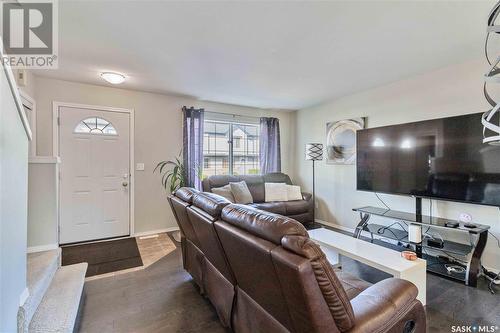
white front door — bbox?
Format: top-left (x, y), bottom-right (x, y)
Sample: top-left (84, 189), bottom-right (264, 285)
top-left (59, 106), bottom-right (130, 244)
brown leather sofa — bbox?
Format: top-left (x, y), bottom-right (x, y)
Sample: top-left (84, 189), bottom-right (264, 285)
top-left (169, 188), bottom-right (426, 333)
top-left (167, 187), bottom-right (204, 290)
top-left (202, 172), bottom-right (314, 225)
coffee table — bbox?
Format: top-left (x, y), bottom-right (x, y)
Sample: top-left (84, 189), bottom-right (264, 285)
top-left (308, 228), bottom-right (427, 305)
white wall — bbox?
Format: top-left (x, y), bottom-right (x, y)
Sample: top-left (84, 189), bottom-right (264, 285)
top-left (16, 70), bottom-right (37, 99)
top-left (28, 158), bottom-right (59, 250)
top-left (33, 76), bottom-right (294, 235)
top-left (293, 59), bottom-right (500, 271)
top-left (0, 67), bottom-right (29, 331)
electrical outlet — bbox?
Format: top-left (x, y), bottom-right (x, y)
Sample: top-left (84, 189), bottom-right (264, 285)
top-left (458, 213), bottom-right (472, 223)
top-left (136, 163), bottom-right (145, 171)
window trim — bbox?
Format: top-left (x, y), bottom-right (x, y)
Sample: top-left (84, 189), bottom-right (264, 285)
top-left (203, 113), bottom-right (260, 176)
top-left (74, 116), bottom-right (118, 135)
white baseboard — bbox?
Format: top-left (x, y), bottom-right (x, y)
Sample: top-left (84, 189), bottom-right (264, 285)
top-left (133, 227), bottom-right (179, 237)
top-left (315, 219), bottom-right (354, 233)
top-left (28, 156), bottom-right (61, 164)
top-left (27, 243), bottom-right (59, 253)
top-left (19, 287), bottom-right (29, 306)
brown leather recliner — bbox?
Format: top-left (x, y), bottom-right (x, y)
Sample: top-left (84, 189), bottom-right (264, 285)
top-left (215, 204), bottom-right (426, 333)
top-left (169, 188), bottom-right (426, 332)
top-left (167, 188), bottom-right (204, 291)
top-left (202, 173), bottom-right (314, 225)
top-left (186, 192), bottom-right (235, 328)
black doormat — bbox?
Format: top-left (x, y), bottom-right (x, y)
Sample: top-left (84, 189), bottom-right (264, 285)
top-left (62, 238), bottom-right (143, 277)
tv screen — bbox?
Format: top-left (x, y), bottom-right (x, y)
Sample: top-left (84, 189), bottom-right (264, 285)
top-left (356, 112), bottom-right (500, 207)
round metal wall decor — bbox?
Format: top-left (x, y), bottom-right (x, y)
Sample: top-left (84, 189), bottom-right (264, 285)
top-left (483, 0), bottom-right (500, 145)
top-left (326, 118), bottom-right (365, 164)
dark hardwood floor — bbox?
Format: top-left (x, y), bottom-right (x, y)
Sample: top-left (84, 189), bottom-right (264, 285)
top-left (78, 238), bottom-right (226, 333)
top-left (78, 233), bottom-right (499, 333)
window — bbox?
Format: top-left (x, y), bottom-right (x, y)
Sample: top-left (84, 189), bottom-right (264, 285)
top-left (74, 117), bottom-right (117, 135)
top-left (234, 136), bottom-right (242, 148)
top-left (202, 116), bottom-right (260, 177)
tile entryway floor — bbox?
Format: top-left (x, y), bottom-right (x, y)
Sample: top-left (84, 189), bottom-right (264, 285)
top-left (84, 233), bottom-right (176, 281)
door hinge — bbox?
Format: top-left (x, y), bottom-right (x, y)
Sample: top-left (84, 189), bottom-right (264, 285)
top-left (57, 117), bottom-right (60, 126)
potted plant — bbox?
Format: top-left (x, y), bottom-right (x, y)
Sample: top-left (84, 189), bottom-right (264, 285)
top-left (154, 154), bottom-right (202, 242)
top-left (154, 155), bottom-right (187, 194)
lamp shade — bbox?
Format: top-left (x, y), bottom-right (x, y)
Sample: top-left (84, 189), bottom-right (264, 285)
top-left (305, 143), bottom-right (323, 160)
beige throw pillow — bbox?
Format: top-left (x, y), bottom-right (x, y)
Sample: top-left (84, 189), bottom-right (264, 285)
top-left (229, 181), bottom-right (254, 204)
top-left (286, 185), bottom-right (303, 201)
top-left (265, 183), bottom-right (288, 202)
top-left (212, 184), bottom-right (235, 203)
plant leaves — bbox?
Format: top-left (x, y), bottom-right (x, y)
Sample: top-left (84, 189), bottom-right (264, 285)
top-left (153, 152), bottom-right (188, 193)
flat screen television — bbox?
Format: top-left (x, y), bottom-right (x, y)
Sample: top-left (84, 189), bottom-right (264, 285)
top-left (356, 112), bottom-right (500, 207)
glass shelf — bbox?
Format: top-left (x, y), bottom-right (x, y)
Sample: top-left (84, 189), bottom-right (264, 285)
top-left (361, 223), bottom-right (473, 255)
top-left (358, 237), bottom-right (468, 283)
top-left (353, 206), bottom-right (490, 234)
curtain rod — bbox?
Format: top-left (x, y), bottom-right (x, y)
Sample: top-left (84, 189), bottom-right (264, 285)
top-left (184, 106), bottom-right (271, 120)
top-left (204, 110), bottom-right (261, 120)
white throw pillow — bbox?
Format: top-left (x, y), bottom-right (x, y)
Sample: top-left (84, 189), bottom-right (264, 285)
top-left (265, 183), bottom-right (288, 202)
top-left (286, 185), bottom-right (303, 201)
top-left (230, 181), bottom-right (254, 204)
top-left (212, 184), bottom-right (235, 203)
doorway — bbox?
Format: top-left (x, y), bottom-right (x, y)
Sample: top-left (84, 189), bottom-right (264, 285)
top-left (54, 103), bottom-right (134, 244)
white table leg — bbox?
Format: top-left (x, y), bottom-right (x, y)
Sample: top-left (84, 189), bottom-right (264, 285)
top-left (396, 262), bottom-right (427, 306)
top-left (319, 244), bottom-right (341, 268)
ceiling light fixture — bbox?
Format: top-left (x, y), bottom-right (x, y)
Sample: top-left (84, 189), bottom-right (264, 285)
top-left (100, 72), bottom-right (126, 84)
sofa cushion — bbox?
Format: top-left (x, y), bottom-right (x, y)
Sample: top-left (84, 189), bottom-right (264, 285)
top-left (286, 212), bottom-right (311, 224)
top-left (335, 271), bottom-right (372, 300)
top-left (248, 202), bottom-right (287, 215)
top-left (212, 185), bottom-right (235, 203)
top-left (174, 187), bottom-right (200, 203)
top-left (285, 200), bottom-right (310, 215)
top-left (221, 204), bottom-right (307, 245)
top-left (265, 183), bottom-right (288, 202)
top-left (263, 172), bottom-right (293, 185)
top-left (349, 278), bottom-right (422, 333)
top-left (286, 185), bottom-right (302, 201)
top-left (281, 235), bottom-right (356, 332)
top-left (193, 192), bottom-right (231, 218)
top-left (230, 181), bottom-right (254, 204)
top-left (203, 175), bottom-right (239, 192)
top-left (238, 175), bottom-right (265, 202)
top-left (203, 173), bottom-right (294, 203)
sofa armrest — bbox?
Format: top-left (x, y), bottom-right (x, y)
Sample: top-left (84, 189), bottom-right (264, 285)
top-left (348, 278), bottom-right (426, 333)
top-left (301, 192), bottom-right (312, 201)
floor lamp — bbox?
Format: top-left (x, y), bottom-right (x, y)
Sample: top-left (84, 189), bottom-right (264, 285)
top-left (305, 143), bottom-right (323, 226)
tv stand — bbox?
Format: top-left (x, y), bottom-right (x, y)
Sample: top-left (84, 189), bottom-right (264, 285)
top-left (352, 205), bottom-right (489, 287)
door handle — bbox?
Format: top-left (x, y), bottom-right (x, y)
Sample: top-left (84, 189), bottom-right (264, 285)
top-left (122, 181), bottom-right (128, 187)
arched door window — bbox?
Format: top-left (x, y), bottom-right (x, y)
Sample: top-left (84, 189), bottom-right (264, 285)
top-left (74, 117), bottom-right (117, 135)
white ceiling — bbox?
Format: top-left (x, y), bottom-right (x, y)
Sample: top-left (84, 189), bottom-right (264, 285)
top-left (34, 0), bottom-right (495, 110)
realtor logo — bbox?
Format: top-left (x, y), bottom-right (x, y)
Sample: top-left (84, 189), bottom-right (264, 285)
top-left (1, 0), bottom-right (58, 68)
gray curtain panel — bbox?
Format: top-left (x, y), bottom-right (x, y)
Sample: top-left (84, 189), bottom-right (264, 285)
top-left (259, 117), bottom-right (281, 173)
top-left (182, 106), bottom-right (204, 190)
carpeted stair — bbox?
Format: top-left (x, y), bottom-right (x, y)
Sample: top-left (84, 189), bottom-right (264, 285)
top-left (18, 249), bottom-right (87, 333)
